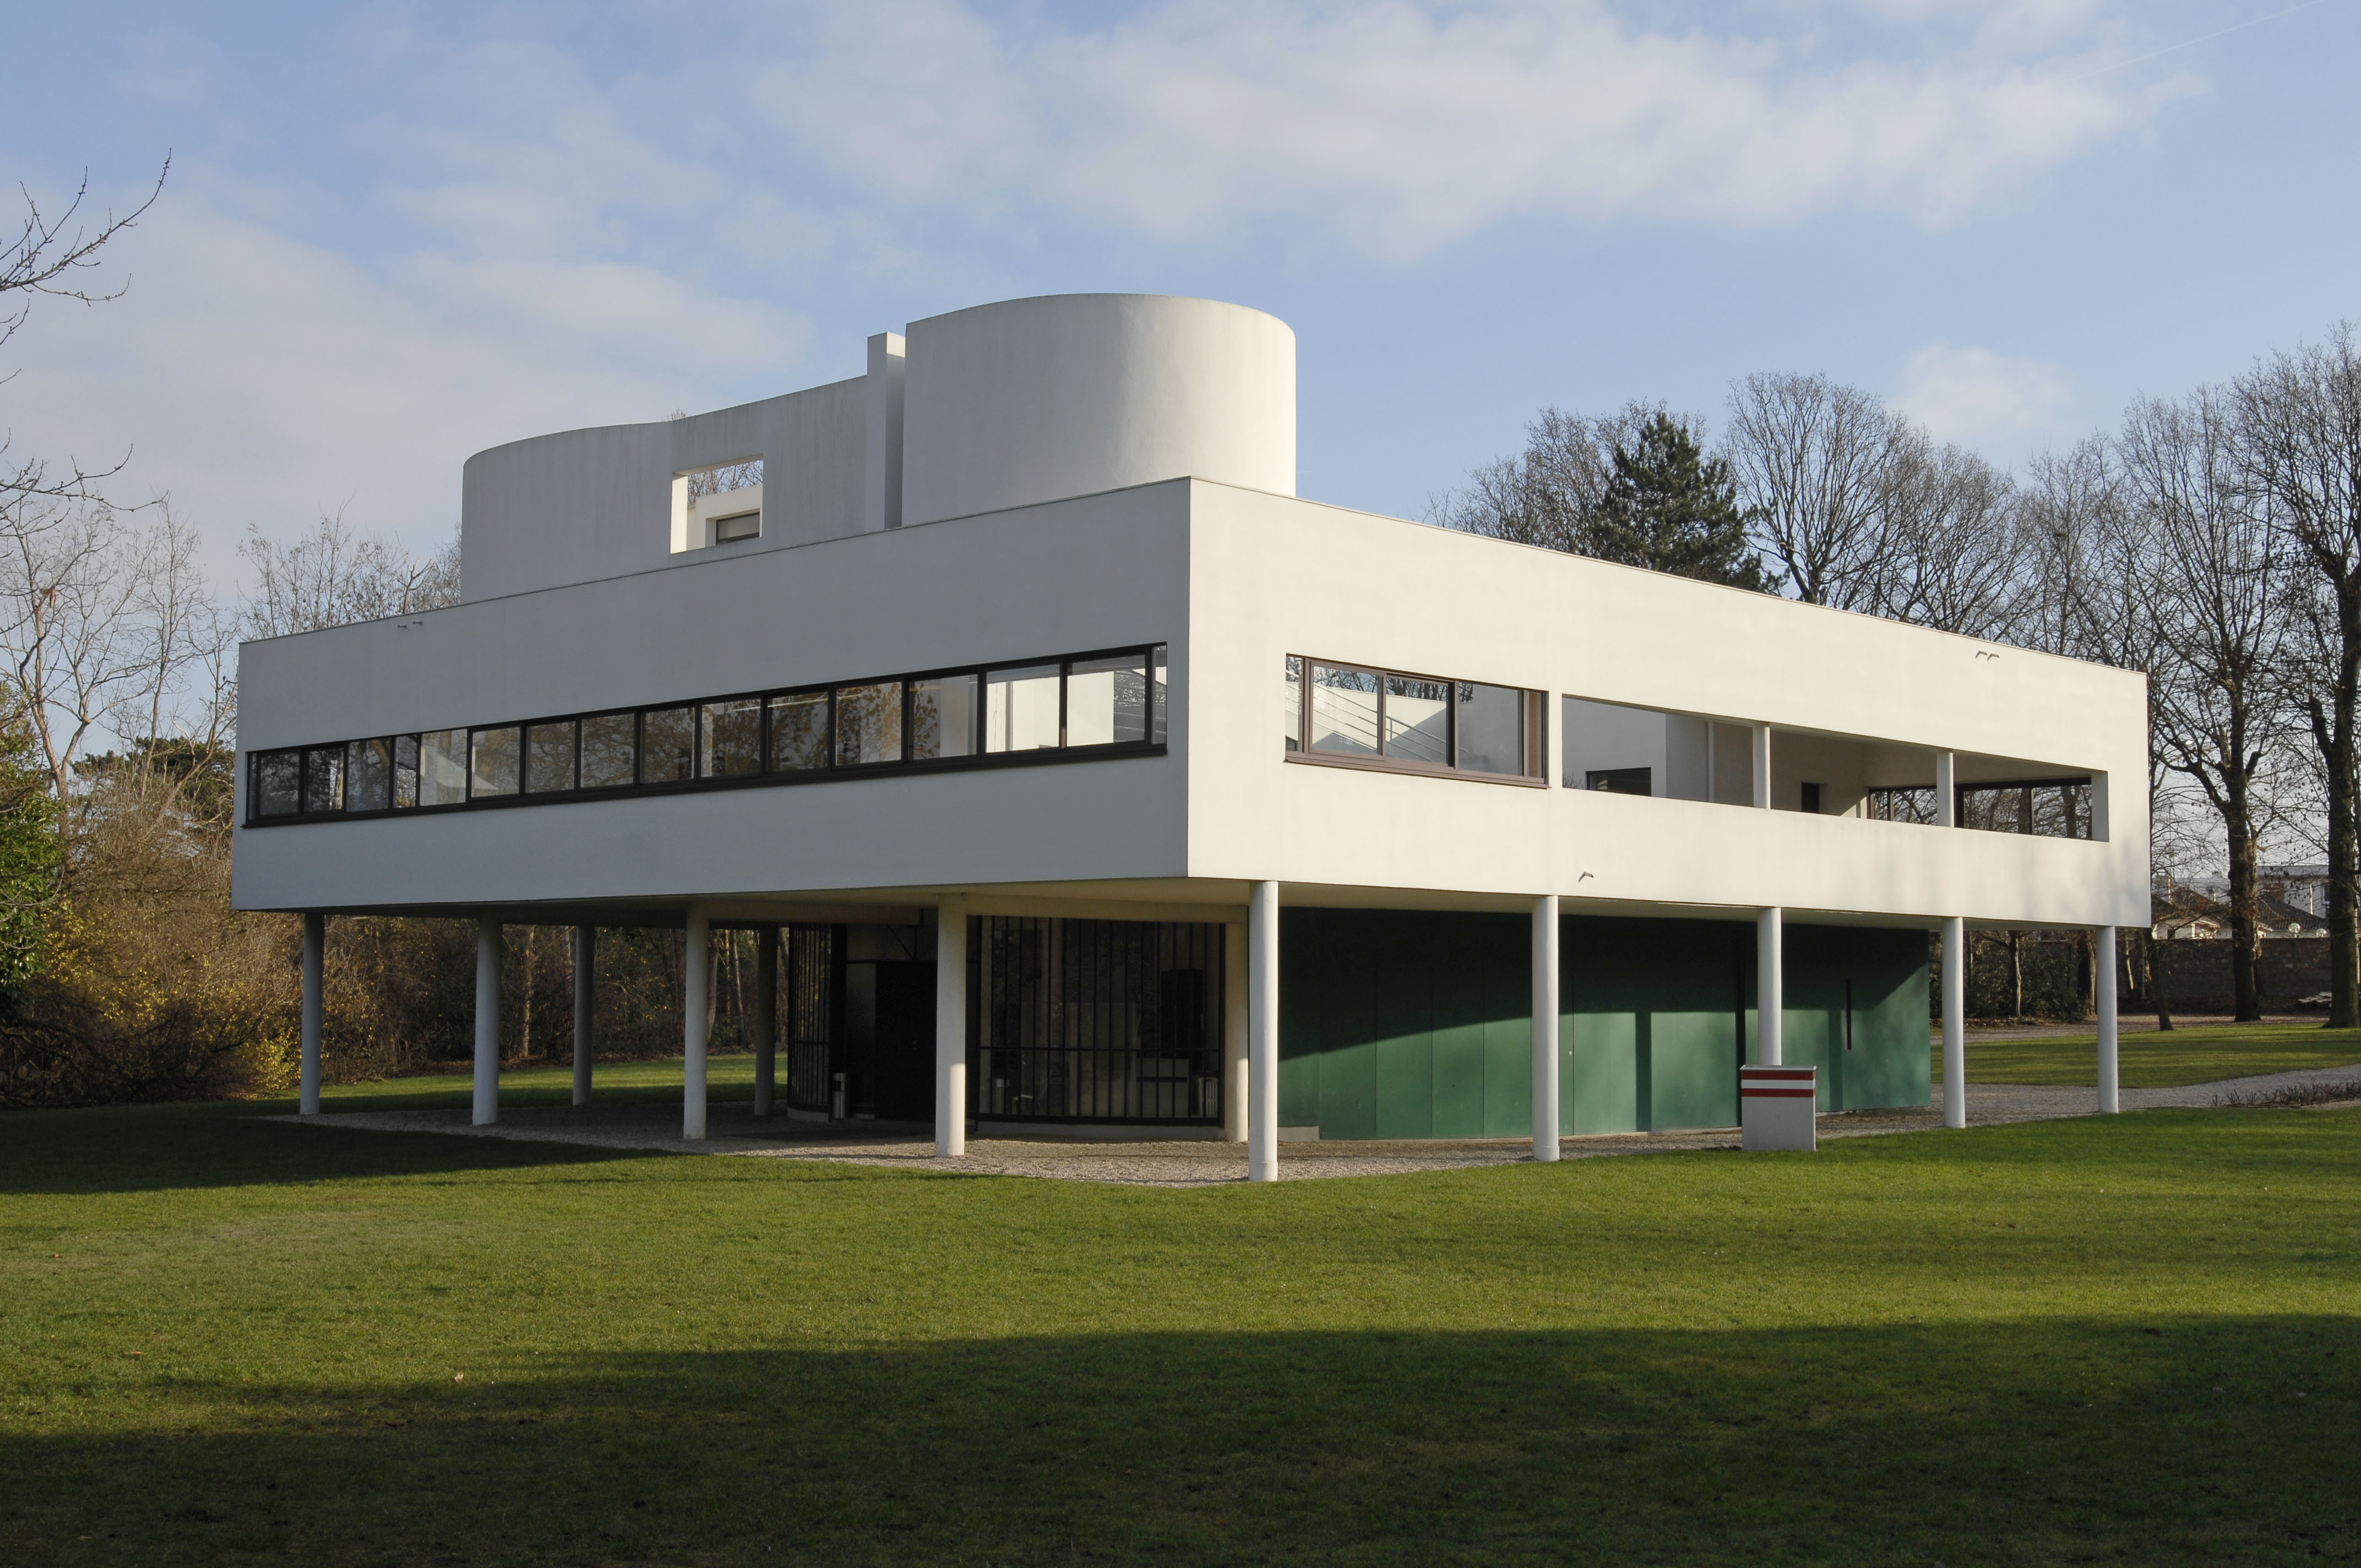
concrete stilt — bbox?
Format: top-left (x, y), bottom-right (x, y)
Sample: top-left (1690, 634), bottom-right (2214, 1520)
top-left (1531, 894), bottom-right (1560, 1162)
top-left (2096, 924), bottom-right (2120, 1114)
top-left (1224, 921), bottom-right (1249, 1143)
top-left (300, 913), bottom-right (324, 1115)
top-left (754, 925), bottom-right (779, 1118)
top-left (1758, 906), bottom-right (1784, 1066)
top-left (936, 896), bottom-right (966, 1157)
top-left (1942, 916), bottom-right (1966, 1129)
top-left (1248, 881), bottom-right (1279, 1183)
top-left (683, 906), bottom-right (709, 1141)
top-left (474, 918), bottom-right (501, 1126)
top-left (572, 925), bottom-right (594, 1107)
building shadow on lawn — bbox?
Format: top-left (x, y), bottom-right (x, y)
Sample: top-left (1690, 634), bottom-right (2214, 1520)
top-left (9, 1316), bottom-right (2357, 1567)
top-left (0, 1101), bottom-right (662, 1196)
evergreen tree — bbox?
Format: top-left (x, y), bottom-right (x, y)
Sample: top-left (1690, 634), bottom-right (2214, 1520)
top-left (1593, 412), bottom-right (1776, 591)
top-left (0, 706), bottom-right (58, 995)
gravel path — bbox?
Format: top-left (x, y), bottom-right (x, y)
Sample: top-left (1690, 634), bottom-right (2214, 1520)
top-left (271, 1061), bottom-right (2361, 1188)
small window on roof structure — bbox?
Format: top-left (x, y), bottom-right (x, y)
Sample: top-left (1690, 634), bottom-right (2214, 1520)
top-left (670, 457), bottom-right (764, 553)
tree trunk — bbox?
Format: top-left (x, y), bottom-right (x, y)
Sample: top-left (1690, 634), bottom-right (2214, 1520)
top-left (2154, 938), bottom-right (2174, 1031)
top-left (2311, 671), bottom-right (2360, 1029)
top-left (2008, 932), bottom-right (2024, 1019)
top-left (2227, 809), bottom-right (2264, 1021)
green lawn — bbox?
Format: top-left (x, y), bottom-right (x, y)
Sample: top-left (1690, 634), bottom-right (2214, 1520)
top-left (316, 1050), bottom-right (766, 1112)
top-left (4, 1087), bottom-right (2358, 1566)
top-left (1937, 1022), bottom-right (2361, 1088)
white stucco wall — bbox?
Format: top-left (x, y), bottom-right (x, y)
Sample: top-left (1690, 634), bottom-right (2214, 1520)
top-left (459, 378), bottom-right (866, 602)
top-left (235, 484), bottom-right (1194, 913)
top-left (1185, 482), bottom-right (2151, 929)
top-left (899, 294), bottom-right (1294, 529)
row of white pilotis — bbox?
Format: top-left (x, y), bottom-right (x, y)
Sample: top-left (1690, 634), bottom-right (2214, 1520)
top-left (291, 886), bottom-right (2128, 1146)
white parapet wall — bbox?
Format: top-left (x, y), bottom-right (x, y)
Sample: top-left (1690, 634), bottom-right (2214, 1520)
top-left (899, 293), bottom-right (1296, 529)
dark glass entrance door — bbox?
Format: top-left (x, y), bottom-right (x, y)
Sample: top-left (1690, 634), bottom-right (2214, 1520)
top-left (862, 959), bottom-right (934, 1123)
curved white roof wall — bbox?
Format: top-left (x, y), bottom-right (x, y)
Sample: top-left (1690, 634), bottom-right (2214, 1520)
top-left (900, 293), bottom-right (1296, 527)
top-left (455, 292), bottom-right (1295, 603)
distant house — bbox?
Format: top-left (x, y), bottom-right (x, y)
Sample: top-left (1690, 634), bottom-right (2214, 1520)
top-left (2151, 882), bottom-right (2329, 939)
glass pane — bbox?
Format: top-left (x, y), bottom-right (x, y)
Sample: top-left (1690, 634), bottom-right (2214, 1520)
top-left (2060, 781), bottom-right (2092, 839)
top-left (1068, 653), bottom-right (1149, 747)
top-left (911, 674), bottom-right (977, 761)
top-left (578, 713), bottom-right (637, 789)
top-left (1588, 766), bottom-right (1651, 796)
top-left (418, 730), bottom-right (468, 805)
top-left (1283, 655), bottom-right (1302, 752)
top-left (701, 699), bottom-right (761, 777)
top-left (392, 734), bottom-right (419, 809)
top-left (302, 746), bottom-right (344, 812)
top-left (1151, 645), bottom-right (1168, 745)
top-left (1870, 786), bottom-right (1936, 825)
top-left (1384, 676), bottom-right (1451, 765)
top-left (254, 751), bottom-right (301, 817)
top-left (768, 692), bottom-right (830, 772)
top-left (1309, 665), bottom-right (1379, 755)
top-left (1455, 682), bottom-right (1525, 776)
top-left (835, 682), bottom-right (904, 766)
top-left (470, 727), bottom-right (520, 798)
top-left (985, 663), bottom-right (1062, 753)
top-left (525, 722), bottom-right (576, 793)
top-left (643, 706), bottom-right (695, 783)
top-left (345, 738), bottom-right (393, 812)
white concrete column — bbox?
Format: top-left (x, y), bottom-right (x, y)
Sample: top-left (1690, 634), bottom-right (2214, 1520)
top-left (683, 906), bottom-right (709, 1141)
top-left (1223, 921), bottom-right (1249, 1143)
top-left (1942, 916), bottom-right (1966, 1128)
top-left (1757, 907), bottom-right (1783, 1066)
top-left (473, 918), bottom-right (501, 1126)
top-left (935, 896), bottom-right (967, 1157)
top-left (1248, 881), bottom-right (1280, 1183)
top-left (1751, 724), bottom-right (1773, 809)
top-left (571, 925), bottom-right (595, 1107)
top-left (1531, 894), bottom-right (1561, 1162)
top-left (753, 925), bottom-right (779, 1118)
top-left (2095, 924), bottom-right (2120, 1114)
top-left (299, 912), bottom-right (324, 1115)
top-left (1935, 750), bottom-right (1957, 827)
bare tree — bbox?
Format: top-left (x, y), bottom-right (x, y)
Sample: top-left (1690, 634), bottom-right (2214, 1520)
top-left (2237, 325), bottom-right (2361, 1027)
top-left (1, 161), bottom-right (169, 542)
top-left (239, 510), bottom-right (460, 638)
top-left (1432, 404), bottom-right (1654, 554)
top-left (2119, 386), bottom-right (2288, 1021)
top-left (1875, 438), bottom-right (2027, 639)
top-left (1724, 372), bottom-right (1914, 611)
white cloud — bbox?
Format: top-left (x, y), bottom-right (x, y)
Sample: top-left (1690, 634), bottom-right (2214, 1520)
top-left (1892, 341), bottom-right (2074, 446)
top-left (749, 0), bottom-right (2197, 255)
top-left (0, 193), bottom-right (806, 584)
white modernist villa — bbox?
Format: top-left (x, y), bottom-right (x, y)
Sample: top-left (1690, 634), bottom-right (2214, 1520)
top-left (234, 293), bottom-right (2150, 1176)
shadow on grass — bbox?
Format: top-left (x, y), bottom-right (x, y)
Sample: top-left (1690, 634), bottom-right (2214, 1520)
top-left (8, 1317), bottom-right (2357, 1567)
top-left (0, 1099), bottom-right (657, 1195)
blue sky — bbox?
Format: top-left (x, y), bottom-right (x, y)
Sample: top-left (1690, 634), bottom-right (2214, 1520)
top-left (3, 1), bottom-right (2354, 580)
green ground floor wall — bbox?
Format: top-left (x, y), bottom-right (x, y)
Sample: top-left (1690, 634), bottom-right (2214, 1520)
top-left (1279, 910), bottom-right (1930, 1140)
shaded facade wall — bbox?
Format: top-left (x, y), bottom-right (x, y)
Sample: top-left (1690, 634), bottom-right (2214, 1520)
top-left (1280, 910), bottom-right (1930, 1139)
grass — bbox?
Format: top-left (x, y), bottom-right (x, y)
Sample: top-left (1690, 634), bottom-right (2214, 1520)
top-left (4, 1081), bottom-right (2359, 1565)
top-left (1935, 1022), bottom-right (2361, 1088)
top-left (315, 1050), bottom-right (765, 1112)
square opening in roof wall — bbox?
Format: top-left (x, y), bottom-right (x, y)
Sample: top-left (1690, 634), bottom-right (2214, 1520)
top-left (669, 457), bottom-right (764, 553)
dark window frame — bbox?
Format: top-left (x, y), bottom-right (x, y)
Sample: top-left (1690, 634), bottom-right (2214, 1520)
top-left (242, 641), bottom-right (1168, 826)
top-left (1867, 775), bottom-right (2098, 840)
top-left (1283, 653), bottom-right (1546, 787)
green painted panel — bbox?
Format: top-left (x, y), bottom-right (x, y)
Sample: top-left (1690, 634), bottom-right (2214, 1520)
top-left (1277, 910), bottom-right (1920, 1141)
top-left (1771, 925), bottom-right (1933, 1112)
top-left (1569, 1007), bottom-right (1638, 1134)
top-left (1566, 917), bottom-right (1743, 1134)
top-left (1651, 1008), bottom-right (1740, 1130)
top-left (1429, 920), bottom-right (1489, 1139)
